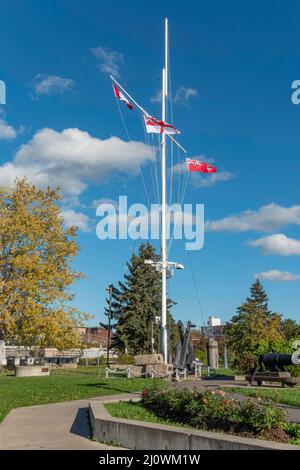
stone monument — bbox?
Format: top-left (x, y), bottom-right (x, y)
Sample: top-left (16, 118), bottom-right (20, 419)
top-left (207, 337), bottom-right (219, 370)
top-left (132, 353), bottom-right (173, 377)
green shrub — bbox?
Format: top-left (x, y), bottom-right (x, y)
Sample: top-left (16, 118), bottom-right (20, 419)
top-left (141, 386), bottom-right (291, 440)
top-left (194, 349), bottom-right (207, 366)
top-left (285, 365), bottom-right (300, 377)
top-left (189, 390), bottom-right (239, 430)
top-left (238, 398), bottom-right (287, 433)
top-left (285, 423), bottom-right (300, 445)
top-left (117, 353), bottom-right (134, 364)
top-left (141, 387), bottom-right (238, 430)
top-left (233, 351), bottom-right (257, 372)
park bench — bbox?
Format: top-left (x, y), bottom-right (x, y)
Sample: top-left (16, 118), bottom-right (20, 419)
top-left (245, 371), bottom-right (300, 388)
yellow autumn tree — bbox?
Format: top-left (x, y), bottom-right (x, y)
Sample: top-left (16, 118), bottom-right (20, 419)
top-left (0, 179), bottom-right (89, 348)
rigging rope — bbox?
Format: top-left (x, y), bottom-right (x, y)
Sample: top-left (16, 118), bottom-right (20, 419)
top-left (141, 119), bottom-right (160, 205)
top-left (124, 78), bottom-right (161, 86)
top-left (167, 170), bottom-right (189, 254)
top-left (186, 249), bottom-right (206, 327)
top-left (115, 98), bottom-right (152, 210)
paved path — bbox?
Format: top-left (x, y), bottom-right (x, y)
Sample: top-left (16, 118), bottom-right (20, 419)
top-left (0, 393), bottom-right (138, 450)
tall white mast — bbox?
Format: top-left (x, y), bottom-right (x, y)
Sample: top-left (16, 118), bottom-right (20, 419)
top-left (112, 19), bottom-right (184, 364)
top-left (160, 18), bottom-right (168, 363)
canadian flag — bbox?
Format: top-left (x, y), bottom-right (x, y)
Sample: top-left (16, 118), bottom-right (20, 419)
top-left (144, 115), bottom-right (180, 135)
top-left (112, 84), bottom-right (134, 110)
top-left (186, 158), bottom-right (217, 173)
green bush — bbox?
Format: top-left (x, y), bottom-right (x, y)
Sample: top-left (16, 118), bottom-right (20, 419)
top-left (233, 351), bottom-right (257, 372)
top-left (189, 390), bottom-right (239, 430)
top-left (238, 398), bottom-right (287, 433)
top-left (285, 423), bottom-right (300, 445)
top-left (286, 365), bottom-right (300, 377)
top-left (117, 353), bottom-right (134, 364)
top-left (194, 349), bottom-right (207, 366)
top-left (141, 386), bottom-right (292, 440)
top-left (141, 387), bottom-right (238, 430)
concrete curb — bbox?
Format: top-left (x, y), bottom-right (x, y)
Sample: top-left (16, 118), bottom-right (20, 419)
top-left (89, 399), bottom-right (300, 450)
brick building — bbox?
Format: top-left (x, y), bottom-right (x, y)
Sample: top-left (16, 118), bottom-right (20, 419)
top-left (76, 327), bottom-right (108, 347)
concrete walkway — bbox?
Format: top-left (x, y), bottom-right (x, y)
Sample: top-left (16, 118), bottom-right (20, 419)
top-left (0, 393), bottom-right (138, 450)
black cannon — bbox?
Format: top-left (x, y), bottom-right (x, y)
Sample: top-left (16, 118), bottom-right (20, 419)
top-left (248, 347), bottom-right (300, 387)
top-left (259, 353), bottom-right (298, 371)
top-left (173, 320), bottom-right (195, 372)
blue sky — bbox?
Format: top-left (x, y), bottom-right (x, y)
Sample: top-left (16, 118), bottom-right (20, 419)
top-left (1, 0), bottom-right (300, 327)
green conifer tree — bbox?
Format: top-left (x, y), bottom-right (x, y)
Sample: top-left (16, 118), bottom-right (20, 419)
top-left (226, 279), bottom-right (283, 371)
top-left (109, 242), bottom-right (178, 356)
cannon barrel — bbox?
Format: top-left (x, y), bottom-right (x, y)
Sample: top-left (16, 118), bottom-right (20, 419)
top-left (261, 352), bottom-right (300, 368)
top-left (261, 353), bottom-right (293, 368)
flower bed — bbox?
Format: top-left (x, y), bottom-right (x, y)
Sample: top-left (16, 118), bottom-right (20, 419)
top-left (141, 386), bottom-right (300, 444)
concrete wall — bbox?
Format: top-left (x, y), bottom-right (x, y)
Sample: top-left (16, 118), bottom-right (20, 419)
top-left (15, 366), bottom-right (50, 377)
top-left (89, 400), bottom-right (299, 451)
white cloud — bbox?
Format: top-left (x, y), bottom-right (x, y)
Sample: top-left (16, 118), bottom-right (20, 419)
top-left (172, 161), bottom-right (187, 174)
top-left (0, 118), bottom-right (18, 140)
top-left (248, 233), bottom-right (300, 256)
top-left (92, 198), bottom-right (118, 209)
top-left (256, 269), bottom-right (300, 282)
top-left (151, 86), bottom-right (198, 105)
top-left (173, 86), bottom-right (198, 105)
top-left (191, 171), bottom-right (236, 188)
top-left (0, 128), bottom-right (153, 197)
top-left (91, 47), bottom-right (124, 77)
top-left (32, 75), bottom-right (75, 96)
top-left (62, 209), bottom-right (91, 233)
top-left (206, 203), bottom-right (300, 232)
top-left (151, 90), bottom-right (162, 103)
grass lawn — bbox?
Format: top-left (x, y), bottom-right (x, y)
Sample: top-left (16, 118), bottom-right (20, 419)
top-left (105, 400), bottom-right (300, 446)
top-left (210, 367), bottom-right (236, 377)
top-left (0, 366), bottom-right (165, 423)
top-left (227, 387), bottom-right (300, 407)
top-left (105, 400), bottom-right (185, 428)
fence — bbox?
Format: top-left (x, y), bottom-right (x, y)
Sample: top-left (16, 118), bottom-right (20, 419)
top-left (103, 366), bottom-right (188, 381)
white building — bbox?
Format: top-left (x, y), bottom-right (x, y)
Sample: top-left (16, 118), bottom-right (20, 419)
top-left (208, 316), bottom-right (221, 327)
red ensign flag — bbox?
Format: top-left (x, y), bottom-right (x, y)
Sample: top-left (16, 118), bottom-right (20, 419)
top-left (186, 158), bottom-right (217, 173)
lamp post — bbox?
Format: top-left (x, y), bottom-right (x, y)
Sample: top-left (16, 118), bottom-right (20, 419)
top-left (144, 260), bottom-right (184, 362)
